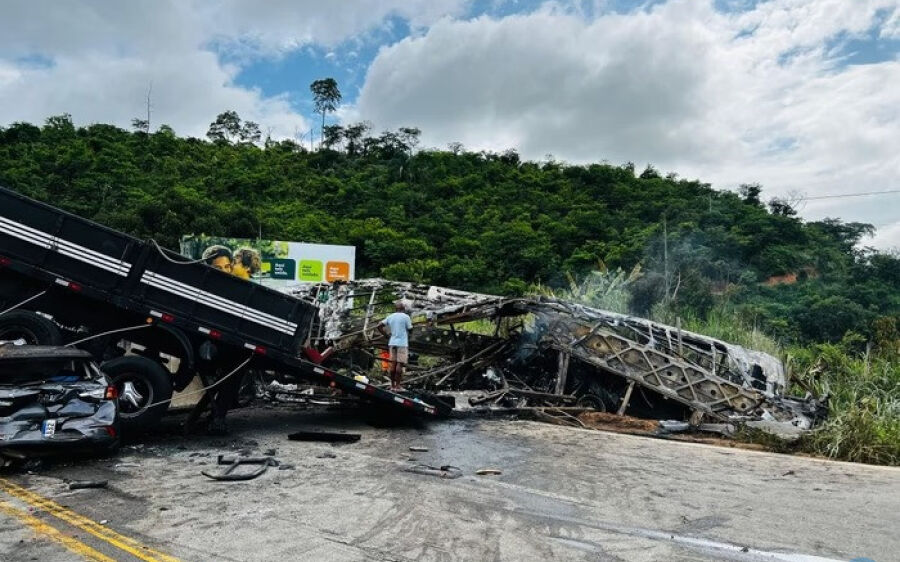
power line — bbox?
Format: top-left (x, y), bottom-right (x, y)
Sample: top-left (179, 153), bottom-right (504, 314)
top-left (802, 189), bottom-right (900, 201)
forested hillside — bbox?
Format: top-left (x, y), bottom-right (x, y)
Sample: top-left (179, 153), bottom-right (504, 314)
top-left (1, 114), bottom-right (897, 348)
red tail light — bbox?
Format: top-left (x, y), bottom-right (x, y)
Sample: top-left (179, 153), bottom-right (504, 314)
top-left (244, 342), bottom-right (267, 355)
top-left (105, 426), bottom-right (117, 438)
top-left (0, 256), bottom-right (10, 267)
top-left (105, 386), bottom-right (118, 400)
top-left (160, 313), bottom-right (175, 323)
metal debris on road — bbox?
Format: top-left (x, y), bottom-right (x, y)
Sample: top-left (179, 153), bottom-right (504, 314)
top-left (409, 446), bottom-right (429, 452)
top-left (405, 464), bottom-right (462, 479)
top-left (475, 468), bottom-right (502, 476)
top-left (288, 431), bottom-right (361, 443)
top-left (68, 480), bottom-right (108, 490)
top-left (201, 455), bottom-right (279, 481)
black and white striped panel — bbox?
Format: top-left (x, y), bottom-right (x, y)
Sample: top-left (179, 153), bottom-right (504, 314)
top-left (140, 270), bottom-right (298, 336)
top-left (0, 216), bottom-right (132, 276)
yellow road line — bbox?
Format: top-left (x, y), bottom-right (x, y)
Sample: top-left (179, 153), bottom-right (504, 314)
top-left (0, 500), bottom-right (116, 562)
top-left (0, 478), bottom-right (180, 562)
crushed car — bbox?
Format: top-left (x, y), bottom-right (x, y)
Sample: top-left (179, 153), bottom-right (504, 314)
top-left (0, 344), bottom-right (119, 463)
top-left (286, 279), bottom-right (828, 438)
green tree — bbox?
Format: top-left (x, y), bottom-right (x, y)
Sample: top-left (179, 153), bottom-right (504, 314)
top-left (206, 110), bottom-right (260, 144)
top-left (322, 124), bottom-right (344, 150)
top-left (309, 78), bottom-right (342, 148)
top-left (343, 122), bottom-right (371, 156)
top-left (739, 183), bottom-right (763, 206)
top-left (207, 110), bottom-right (242, 144)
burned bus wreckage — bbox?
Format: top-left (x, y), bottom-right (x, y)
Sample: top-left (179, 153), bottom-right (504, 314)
top-left (287, 280), bottom-right (827, 438)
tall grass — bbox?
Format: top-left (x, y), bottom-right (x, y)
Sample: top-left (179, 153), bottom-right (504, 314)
top-left (534, 263), bottom-right (640, 314)
top-left (651, 304), bottom-right (783, 358)
top-left (788, 344), bottom-right (900, 465)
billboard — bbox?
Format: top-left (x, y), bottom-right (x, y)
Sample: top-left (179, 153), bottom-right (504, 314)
top-left (180, 235), bottom-right (355, 286)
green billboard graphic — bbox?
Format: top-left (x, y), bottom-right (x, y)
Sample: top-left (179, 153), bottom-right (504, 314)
top-left (180, 235), bottom-right (355, 286)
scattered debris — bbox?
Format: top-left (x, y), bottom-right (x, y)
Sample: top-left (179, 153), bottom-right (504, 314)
top-left (201, 455), bottom-right (279, 481)
top-left (409, 446), bottom-right (429, 452)
top-left (578, 412), bottom-right (660, 433)
top-left (68, 480), bottom-right (108, 490)
top-left (317, 451), bottom-right (337, 459)
top-left (405, 464), bottom-right (462, 479)
top-left (287, 280), bottom-right (828, 438)
top-left (475, 468), bottom-right (502, 476)
top-left (659, 420), bottom-right (690, 433)
top-left (288, 431), bottom-right (361, 443)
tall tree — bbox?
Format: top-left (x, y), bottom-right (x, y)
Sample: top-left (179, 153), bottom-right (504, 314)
top-left (206, 110), bottom-right (260, 145)
top-left (309, 78), bottom-right (342, 148)
top-left (343, 121), bottom-right (371, 156)
top-left (322, 124), bottom-right (344, 150)
top-left (207, 110), bottom-right (242, 143)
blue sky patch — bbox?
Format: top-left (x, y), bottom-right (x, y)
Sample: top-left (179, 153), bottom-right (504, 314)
top-left (14, 53), bottom-right (54, 70)
top-left (829, 32), bottom-right (900, 66)
top-left (228, 15), bottom-right (413, 119)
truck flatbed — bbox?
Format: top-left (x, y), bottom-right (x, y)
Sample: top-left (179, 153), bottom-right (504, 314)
top-left (0, 185), bottom-right (449, 422)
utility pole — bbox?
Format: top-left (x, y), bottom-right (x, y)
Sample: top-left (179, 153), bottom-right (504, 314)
top-left (663, 215), bottom-right (670, 301)
top-left (145, 82), bottom-right (152, 133)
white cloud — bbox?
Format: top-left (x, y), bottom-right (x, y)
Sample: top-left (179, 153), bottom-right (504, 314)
top-left (883, 6), bottom-right (900, 38)
top-left (1, 0), bottom-right (897, 248)
top-left (203, 0), bottom-right (469, 55)
top-left (0, 0), bottom-right (467, 138)
top-left (354, 0), bottom-right (900, 248)
top-left (868, 220), bottom-right (900, 251)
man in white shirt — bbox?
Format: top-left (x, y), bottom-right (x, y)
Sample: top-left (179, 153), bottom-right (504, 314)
top-left (377, 301), bottom-right (413, 390)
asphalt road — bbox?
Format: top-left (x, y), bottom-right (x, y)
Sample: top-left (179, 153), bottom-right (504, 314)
top-left (1, 405), bottom-right (897, 561)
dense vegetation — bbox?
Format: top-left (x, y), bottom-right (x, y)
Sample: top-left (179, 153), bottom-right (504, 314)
top-left (1, 113), bottom-right (897, 463)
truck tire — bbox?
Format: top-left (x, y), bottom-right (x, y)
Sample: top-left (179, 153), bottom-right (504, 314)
top-left (102, 355), bottom-right (173, 432)
top-left (0, 310), bottom-right (62, 345)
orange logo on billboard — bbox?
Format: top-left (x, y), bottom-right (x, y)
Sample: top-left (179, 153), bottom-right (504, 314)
top-left (326, 261), bottom-right (350, 282)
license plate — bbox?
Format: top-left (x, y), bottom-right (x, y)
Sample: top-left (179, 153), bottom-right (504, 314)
top-left (41, 419), bottom-right (57, 438)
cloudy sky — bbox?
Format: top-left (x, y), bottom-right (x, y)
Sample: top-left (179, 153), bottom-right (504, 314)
top-left (1, 0), bottom-right (898, 248)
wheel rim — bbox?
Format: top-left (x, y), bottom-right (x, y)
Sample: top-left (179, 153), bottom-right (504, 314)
top-left (577, 394), bottom-right (607, 412)
top-left (114, 373), bottom-right (154, 417)
top-left (0, 327), bottom-right (39, 344)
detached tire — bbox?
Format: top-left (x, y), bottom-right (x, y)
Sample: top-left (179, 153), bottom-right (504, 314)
top-left (102, 355), bottom-right (172, 432)
top-left (576, 394), bottom-right (609, 412)
top-left (0, 310), bottom-right (62, 345)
